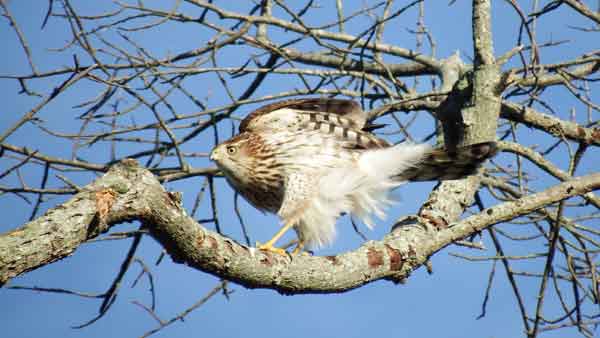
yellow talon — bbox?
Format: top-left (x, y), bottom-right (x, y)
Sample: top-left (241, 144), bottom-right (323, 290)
top-left (291, 241), bottom-right (306, 256)
top-left (256, 241), bottom-right (289, 256)
top-left (256, 221), bottom-right (296, 256)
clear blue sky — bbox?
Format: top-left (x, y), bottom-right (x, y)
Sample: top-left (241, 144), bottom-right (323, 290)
top-left (0, 1), bottom-right (596, 338)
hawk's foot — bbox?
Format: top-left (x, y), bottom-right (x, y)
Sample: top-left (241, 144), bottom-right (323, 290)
top-left (291, 240), bottom-right (308, 256)
top-left (256, 221), bottom-right (296, 256)
top-left (256, 241), bottom-right (289, 256)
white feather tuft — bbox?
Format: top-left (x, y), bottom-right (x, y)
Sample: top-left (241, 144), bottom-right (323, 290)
top-left (358, 142), bottom-right (431, 178)
top-left (296, 143), bottom-right (431, 248)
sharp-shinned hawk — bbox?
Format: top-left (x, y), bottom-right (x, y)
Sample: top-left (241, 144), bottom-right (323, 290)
top-left (210, 98), bottom-right (496, 255)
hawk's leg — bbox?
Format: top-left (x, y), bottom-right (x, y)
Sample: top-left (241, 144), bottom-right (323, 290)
top-left (257, 221), bottom-right (295, 255)
top-left (259, 171), bottom-right (314, 256)
top-left (291, 240), bottom-right (306, 256)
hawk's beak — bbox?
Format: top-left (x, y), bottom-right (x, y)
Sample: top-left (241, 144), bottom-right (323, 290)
top-left (209, 149), bottom-right (218, 162)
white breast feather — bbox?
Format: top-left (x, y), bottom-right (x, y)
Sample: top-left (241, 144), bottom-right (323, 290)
top-left (296, 143), bottom-right (431, 248)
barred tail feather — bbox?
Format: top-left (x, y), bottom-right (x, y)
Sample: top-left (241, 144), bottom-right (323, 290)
top-left (398, 141), bottom-right (497, 181)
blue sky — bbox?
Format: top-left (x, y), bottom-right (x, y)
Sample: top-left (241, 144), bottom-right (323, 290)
top-left (1, 1), bottom-right (598, 338)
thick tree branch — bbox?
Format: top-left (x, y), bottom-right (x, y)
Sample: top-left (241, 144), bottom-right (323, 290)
top-left (2, 160), bottom-right (598, 293)
top-left (472, 0), bottom-right (495, 66)
top-left (416, 0), bottom-right (500, 236)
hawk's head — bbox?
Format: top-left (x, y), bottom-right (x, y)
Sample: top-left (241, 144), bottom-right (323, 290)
top-left (210, 132), bottom-right (269, 186)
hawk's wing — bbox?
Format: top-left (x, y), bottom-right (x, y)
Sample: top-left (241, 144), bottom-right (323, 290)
top-left (240, 98), bottom-right (389, 150)
top-left (240, 98), bottom-right (367, 132)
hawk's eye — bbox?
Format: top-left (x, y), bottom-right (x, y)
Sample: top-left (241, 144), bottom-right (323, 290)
top-left (226, 146), bottom-right (237, 155)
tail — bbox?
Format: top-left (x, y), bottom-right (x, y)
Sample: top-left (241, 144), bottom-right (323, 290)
top-left (297, 142), bottom-right (496, 248)
top-left (397, 141), bottom-right (497, 181)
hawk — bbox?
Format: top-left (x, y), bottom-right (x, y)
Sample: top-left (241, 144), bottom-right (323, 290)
top-left (210, 98), bottom-right (496, 255)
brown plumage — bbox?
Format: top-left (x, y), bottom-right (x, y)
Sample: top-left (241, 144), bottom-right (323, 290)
top-left (210, 98), bottom-right (497, 253)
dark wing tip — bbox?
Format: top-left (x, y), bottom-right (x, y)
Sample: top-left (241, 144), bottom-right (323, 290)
top-left (362, 123), bottom-right (387, 132)
top-left (467, 141), bottom-right (498, 160)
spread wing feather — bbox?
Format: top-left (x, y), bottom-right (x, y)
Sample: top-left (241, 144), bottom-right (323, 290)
top-left (240, 98), bottom-right (389, 150)
top-left (239, 98), bottom-right (367, 132)
top-left (240, 97), bottom-right (497, 182)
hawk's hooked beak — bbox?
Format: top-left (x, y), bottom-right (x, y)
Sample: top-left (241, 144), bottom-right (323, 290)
top-left (209, 147), bottom-right (221, 163)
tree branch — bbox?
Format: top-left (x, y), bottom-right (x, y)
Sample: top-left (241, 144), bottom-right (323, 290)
top-left (2, 160), bottom-right (599, 293)
top-left (500, 101), bottom-right (600, 146)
